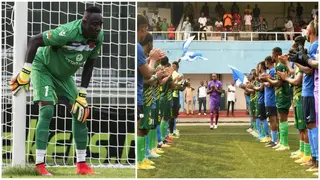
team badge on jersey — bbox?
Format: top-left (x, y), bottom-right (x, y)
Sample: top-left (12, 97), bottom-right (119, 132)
top-left (46, 31), bottom-right (53, 39)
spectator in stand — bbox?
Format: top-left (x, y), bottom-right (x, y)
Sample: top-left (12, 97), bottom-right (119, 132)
top-left (151, 10), bottom-right (160, 31)
top-left (233, 12), bottom-right (241, 31)
top-left (160, 18), bottom-right (169, 40)
top-left (244, 11), bottom-right (252, 32)
top-left (215, 2), bottom-right (224, 19)
top-left (287, 2), bottom-right (295, 19)
top-left (143, 10), bottom-right (151, 30)
top-left (201, 2), bottom-right (209, 18)
top-left (215, 17), bottom-right (223, 36)
top-left (244, 4), bottom-right (252, 15)
top-left (253, 4), bottom-right (260, 22)
top-left (185, 2), bottom-right (194, 26)
top-left (231, 2), bottom-right (239, 15)
top-left (296, 2), bottom-right (303, 22)
top-left (311, 4), bottom-right (318, 20)
top-left (182, 16), bottom-right (192, 40)
top-left (223, 11), bottom-right (233, 40)
top-left (223, 11), bottom-right (233, 31)
top-left (193, 18), bottom-right (200, 40)
top-left (257, 16), bottom-right (268, 40)
top-left (155, 17), bottom-right (162, 39)
top-left (284, 16), bottom-right (294, 40)
top-left (167, 23), bottom-right (175, 40)
top-left (198, 12), bottom-right (207, 40)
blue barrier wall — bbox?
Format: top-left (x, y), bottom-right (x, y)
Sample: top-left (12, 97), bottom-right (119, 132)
top-left (153, 41), bottom-right (308, 74)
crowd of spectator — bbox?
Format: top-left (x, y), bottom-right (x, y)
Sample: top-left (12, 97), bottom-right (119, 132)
top-left (143, 2), bottom-right (318, 41)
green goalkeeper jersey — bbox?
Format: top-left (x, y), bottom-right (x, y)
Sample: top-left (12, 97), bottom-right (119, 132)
top-left (275, 62), bottom-right (291, 109)
top-left (32, 20), bottom-right (104, 80)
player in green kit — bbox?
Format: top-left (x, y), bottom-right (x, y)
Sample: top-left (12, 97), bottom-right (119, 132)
top-left (264, 47), bottom-right (291, 151)
top-left (10, 7), bottom-right (103, 176)
top-left (159, 57), bottom-right (174, 144)
top-left (277, 40), bottom-right (312, 163)
top-left (245, 71), bottom-right (260, 138)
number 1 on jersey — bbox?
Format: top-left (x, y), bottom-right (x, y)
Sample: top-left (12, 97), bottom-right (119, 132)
top-left (45, 86), bottom-right (49, 97)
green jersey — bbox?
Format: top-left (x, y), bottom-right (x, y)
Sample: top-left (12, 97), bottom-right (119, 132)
top-left (275, 63), bottom-right (291, 109)
top-left (32, 20), bottom-right (104, 80)
top-left (160, 77), bottom-right (173, 99)
top-left (293, 68), bottom-right (303, 107)
top-left (250, 83), bottom-right (258, 103)
top-left (144, 84), bottom-right (153, 108)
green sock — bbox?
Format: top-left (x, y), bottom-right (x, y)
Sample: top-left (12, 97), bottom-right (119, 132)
top-left (304, 143), bottom-right (311, 156)
top-left (253, 122), bottom-right (257, 131)
top-left (300, 140), bottom-right (305, 153)
top-left (165, 121), bottom-right (169, 137)
top-left (36, 105), bottom-right (54, 150)
top-left (137, 136), bottom-right (146, 163)
top-left (261, 122), bottom-right (265, 136)
top-left (282, 121), bottom-right (289, 146)
top-left (279, 122), bottom-right (284, 145)
top-left (72, 116), bottom-right (88, 149)
top-left (148, 129), bottom-right (155, 151)
top-left (160, 121), bottom-right (166, 140)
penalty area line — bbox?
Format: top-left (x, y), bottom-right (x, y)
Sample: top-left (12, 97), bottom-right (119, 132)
top-left (232, 136), bottom-right (255, 166)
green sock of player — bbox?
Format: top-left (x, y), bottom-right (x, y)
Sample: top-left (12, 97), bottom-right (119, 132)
top-left (279, 122), bottom-right (284, 145)
top-left (35, 105), bottom-right (54, 164)
top-left (72, 115), bottom-right (88, 162)
top-left (137, 136), bottom-right (145, 163)
top-left (300, 141), bottom-right (305, 153)
top-left (253, 122), bottom-right (257, 131)
top-left (148, 129), bottom-right (155, 151)
top-left (72, 116), bottom-right (88, 149)
top-left (260, 122), bottom-right (265, 137)
top-left (165, 121), bottom-right (169, 138)
top-left (304, 143), bottom-right (312, 156)
top-left (282, 121), bottom-right (289, 147)
top-left (160, 121), bottom-right (166, 141)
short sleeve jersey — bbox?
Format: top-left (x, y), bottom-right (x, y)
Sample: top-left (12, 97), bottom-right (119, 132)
top-left (208, 80), bottom-right (222, 100)
top-left (160, 77), bottom-right (173, 99)
top-left (302, 40), bottom-right (318, 97)
top-left (293, 67), bottom-right (303, 107)
top-left (264, 69), bottom-right (276, 107)
top-left (137, 43), bottom-right (146, 106)
top-left (275, 63), bottom-right (290, 107)
top-left (33, 20), bottom-right (104, 79)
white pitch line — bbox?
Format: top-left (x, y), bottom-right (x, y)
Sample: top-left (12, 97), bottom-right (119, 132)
top-left (232, 136), bottom-right (255, 166)
top-left (181, 133), bottom-right (298, 136)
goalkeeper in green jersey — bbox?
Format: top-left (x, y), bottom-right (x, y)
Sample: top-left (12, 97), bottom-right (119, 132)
top-left (10, 7), bottom-right (103, 176)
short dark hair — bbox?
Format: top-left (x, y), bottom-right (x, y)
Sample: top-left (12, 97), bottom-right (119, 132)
top-left (272, 47), bottom-right (282, 55)
top-left (265, 55), bottom-right (273, 64)
top-left (138, 14), bottom-right (148, 29)
top-left (140, 32), bottom-right (153, 46)
top-left (85, 6), bottom-right (101, 14)
top-left (172, 61), bottom-right (179, 69)
top-left (160, 56), bottom-right (169, 66)
top-left (259, 61), bottom-right (267, 71)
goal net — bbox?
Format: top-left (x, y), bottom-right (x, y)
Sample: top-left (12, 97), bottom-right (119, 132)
top-left (2, 1), bottom-right (135, 167)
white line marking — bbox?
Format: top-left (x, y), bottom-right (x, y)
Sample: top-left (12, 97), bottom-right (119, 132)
top-left (232, 136), bottom-right (255, 166)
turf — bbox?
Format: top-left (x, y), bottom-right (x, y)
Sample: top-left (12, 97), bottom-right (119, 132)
top-left (2, 166), bottom-right (135, 178)
top-left (138, 125), bottom-right (317, 178)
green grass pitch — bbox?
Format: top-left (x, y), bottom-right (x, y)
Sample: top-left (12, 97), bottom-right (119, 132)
top-left (2, 166), bottom-right (135, 178)
top-left (138, 125), bottom-right (317, 178)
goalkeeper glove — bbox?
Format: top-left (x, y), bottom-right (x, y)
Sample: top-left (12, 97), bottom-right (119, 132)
top-left (10, 63), bottom-right (31, 96)
top-left (71, 89), bottom-right (90, 123)
top-left (288, 49), bottom-right (311, 67)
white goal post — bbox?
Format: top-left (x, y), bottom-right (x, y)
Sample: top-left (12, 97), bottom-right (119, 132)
top-left (2, 1), bottom-right (135, 168)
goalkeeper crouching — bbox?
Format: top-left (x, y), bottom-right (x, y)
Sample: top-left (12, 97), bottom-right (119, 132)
top-left (10, 7), bottom-right (103, 175)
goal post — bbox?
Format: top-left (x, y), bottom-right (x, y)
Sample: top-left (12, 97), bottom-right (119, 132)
top-left (12, 1), bottom-right (28, 167)
top-left (2, 1), bottom-right (135, 168)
